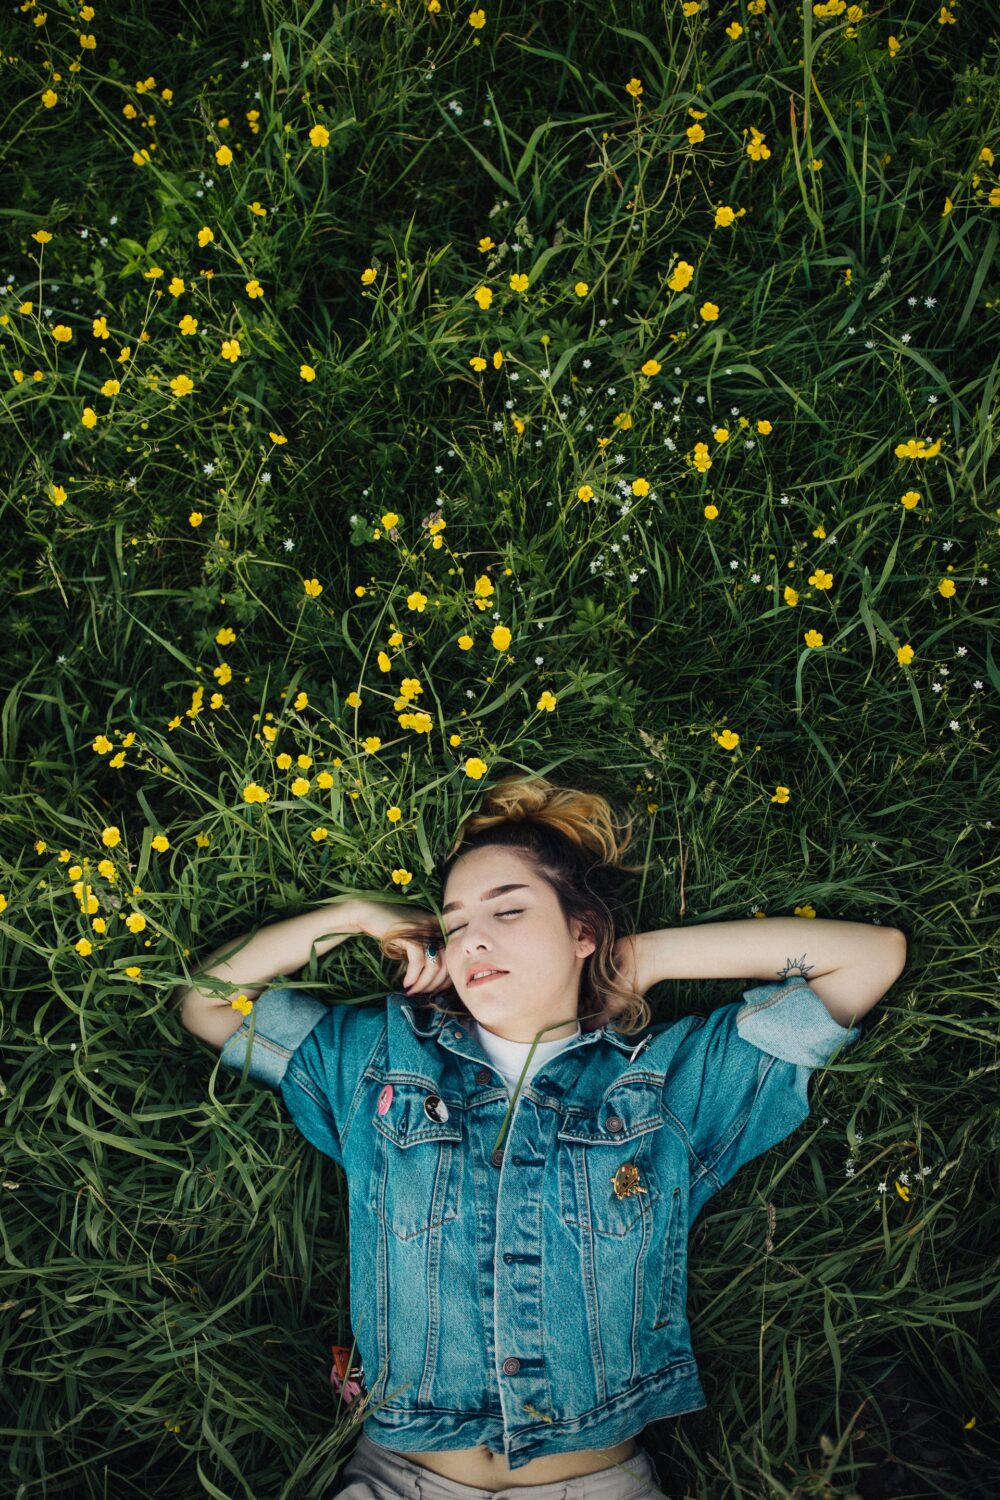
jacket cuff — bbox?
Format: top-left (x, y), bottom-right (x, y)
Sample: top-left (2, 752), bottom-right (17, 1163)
top-left (736, 975), bottom-right (863, 1069)
top-left (218, 986), bottom-right (328, 1089)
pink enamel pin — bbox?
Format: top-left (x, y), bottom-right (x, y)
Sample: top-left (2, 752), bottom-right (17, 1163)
top-left (377, 1084), bottom-right (394, 1116)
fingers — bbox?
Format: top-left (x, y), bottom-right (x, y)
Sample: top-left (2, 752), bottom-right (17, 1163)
top-left (403, 952), bottom-right (445, 995)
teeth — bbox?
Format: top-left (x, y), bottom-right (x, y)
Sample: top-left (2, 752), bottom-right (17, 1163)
top-left (471, 969), bottom-right (502, 980)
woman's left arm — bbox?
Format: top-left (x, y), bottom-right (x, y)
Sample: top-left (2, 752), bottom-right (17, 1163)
top-left (621, 918), bottom-right (907, 1029)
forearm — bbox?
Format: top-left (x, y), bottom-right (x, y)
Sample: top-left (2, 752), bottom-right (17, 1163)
top-left (637, 916), bottom-right (902, 986)
top-left (176, 898), bottom-right (362, 1010)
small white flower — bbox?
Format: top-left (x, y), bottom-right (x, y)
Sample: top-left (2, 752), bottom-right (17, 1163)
top-left (900, 333), bottom-right (911, 343)
top-left (261, 50), bottom-right (271, 60)
top-left (203, 462), bottom-right (215, 475)
top-left (260, 470), bottom-right (271, 484)
top-left (924, 296), bottom-right (937, 308)
top-left (283, 538), bottom-right (295, 552)
top-left (57, 654), bottom-right (67, 664)
top-left (877, 1181), bottom-right (888, 1194)
top-left (907, 296), bottom-right (918, 306)
top-left (928, 394), bottom-right (938, 404)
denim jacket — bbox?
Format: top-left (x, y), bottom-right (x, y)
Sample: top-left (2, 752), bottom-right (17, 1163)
top-left (215, 976), bottom-right (862, 1470)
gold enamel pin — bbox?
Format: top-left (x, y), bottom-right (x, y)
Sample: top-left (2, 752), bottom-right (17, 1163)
top-left (611, 1163), bottom-right (647, 1201)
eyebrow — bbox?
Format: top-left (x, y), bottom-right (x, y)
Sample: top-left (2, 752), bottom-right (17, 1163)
top-left (441, 883), bottom-right (531, 915)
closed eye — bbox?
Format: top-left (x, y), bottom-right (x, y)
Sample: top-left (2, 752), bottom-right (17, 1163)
top-left (444, 908), bottom-right (522, 940)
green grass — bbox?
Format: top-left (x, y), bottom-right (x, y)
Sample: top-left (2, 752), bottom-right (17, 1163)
top-left (1, 0), bottom-right (998, 1495)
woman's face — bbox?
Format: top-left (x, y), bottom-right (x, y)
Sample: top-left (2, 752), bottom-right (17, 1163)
top-left (438, 846), bottom-right (596, 1043)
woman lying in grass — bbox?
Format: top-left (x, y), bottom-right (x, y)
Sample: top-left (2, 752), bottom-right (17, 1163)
top-left (177, 773), bottom-right (906, 1498)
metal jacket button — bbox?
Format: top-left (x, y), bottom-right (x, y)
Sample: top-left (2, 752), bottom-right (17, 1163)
top-left (475, 1067), bottom-right (492, 1085)
top-left (502, 1357), bottom-right (520, 1375)
top-left (491, 1147), bottom-right (504, 1167)
top-left (606, 1115), bottom-right (624, 1133)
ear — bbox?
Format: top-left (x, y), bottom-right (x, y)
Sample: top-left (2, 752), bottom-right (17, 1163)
top-left (572, 918), bottom-right (598, 961)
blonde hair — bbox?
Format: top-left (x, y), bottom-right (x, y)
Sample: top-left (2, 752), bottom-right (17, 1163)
top-left (377, 773), bottom-right (652, 1036)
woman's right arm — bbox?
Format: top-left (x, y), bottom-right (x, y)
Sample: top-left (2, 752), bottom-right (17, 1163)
top-left (175, 898), bottom-right (365, 1050)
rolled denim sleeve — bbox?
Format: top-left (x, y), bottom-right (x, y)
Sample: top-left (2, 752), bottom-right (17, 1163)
top-left (219, 985), bottom-right (386, 1168)
top-left (219, 985), bottom-right (328, 1088)
top-left (735, 974), bottom-right (863, 1067)
top-left (673, 979), bottom-right (863, 1220)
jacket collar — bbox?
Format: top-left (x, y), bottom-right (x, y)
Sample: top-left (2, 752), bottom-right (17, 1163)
top-left (396, 995), bottom-right (647, 1056)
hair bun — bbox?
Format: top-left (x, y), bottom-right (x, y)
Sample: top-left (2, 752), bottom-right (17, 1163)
top-left (448, 772), bottom-right (643, 873)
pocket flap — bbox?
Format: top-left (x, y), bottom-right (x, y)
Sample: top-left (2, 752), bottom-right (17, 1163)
top-left (557, 1079), bottom-right (664, 1145)
top-left (370, 1084), bottom-right (462, 1148)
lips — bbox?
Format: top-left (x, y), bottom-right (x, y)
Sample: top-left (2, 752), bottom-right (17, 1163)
top-left (466, 968), bottom-right (509, 987)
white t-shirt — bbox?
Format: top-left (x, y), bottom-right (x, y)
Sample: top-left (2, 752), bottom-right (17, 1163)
top-left (471, 1018), bottom-right (582, 1101)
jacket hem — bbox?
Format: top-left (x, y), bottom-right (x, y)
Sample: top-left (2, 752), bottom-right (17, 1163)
top-left (359, 1359), bottom-right (708, 1470)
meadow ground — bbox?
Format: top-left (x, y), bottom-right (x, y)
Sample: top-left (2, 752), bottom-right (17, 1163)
top-left (1, 0), bottom-right (998, 1496)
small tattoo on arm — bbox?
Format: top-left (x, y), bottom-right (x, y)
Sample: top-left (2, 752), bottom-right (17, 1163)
top-left (777, 953), bottom-right (816, 979)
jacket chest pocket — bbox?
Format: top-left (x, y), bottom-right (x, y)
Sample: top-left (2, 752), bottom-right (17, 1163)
top-left (557, 1084), bottom-right (663, 1237)
top-left (368, 1086), bottom-right (463, 1242)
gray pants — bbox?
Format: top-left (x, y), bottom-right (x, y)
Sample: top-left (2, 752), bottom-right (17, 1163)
top-left (330, 1430), bottom-right (665, 1499)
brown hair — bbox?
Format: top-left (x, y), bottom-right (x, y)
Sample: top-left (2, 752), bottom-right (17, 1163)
top-left (376, 773), bottom-right (652, 1036)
